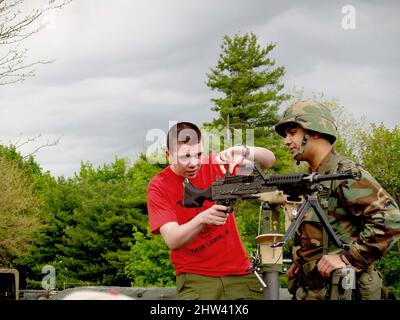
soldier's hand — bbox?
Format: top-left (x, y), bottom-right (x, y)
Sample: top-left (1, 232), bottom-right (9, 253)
top-left (286, 263), bottom-right (300, 279)
top-left (317, 254), bottom-right (347, 278)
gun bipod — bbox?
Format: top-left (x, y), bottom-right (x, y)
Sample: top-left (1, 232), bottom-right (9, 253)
top-left (270, 194), bottom-right (349, 250)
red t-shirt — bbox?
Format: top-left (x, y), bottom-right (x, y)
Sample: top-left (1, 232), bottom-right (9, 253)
top-left (147, 154), bottom-right (251, 277)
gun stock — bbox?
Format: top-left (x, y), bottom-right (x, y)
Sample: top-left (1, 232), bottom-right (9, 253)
top-left (183, 178), bottom-right (212, 207)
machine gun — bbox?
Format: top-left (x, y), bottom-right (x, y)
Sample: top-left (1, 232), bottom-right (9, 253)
top-left (183, 163), bottom-right (361, 249)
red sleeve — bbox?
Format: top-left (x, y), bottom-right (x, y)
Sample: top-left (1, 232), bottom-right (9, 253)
top-left (147, 181), bottom-right (177, 234)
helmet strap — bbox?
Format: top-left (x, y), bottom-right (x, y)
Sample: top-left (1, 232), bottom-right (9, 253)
top-left (294, 134), bottom-right (310, 165)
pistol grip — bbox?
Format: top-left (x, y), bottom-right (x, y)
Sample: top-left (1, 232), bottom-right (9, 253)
top-left (217, 199), bottom-right (234, 214)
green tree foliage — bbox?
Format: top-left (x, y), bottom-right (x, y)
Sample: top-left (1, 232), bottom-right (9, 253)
top-left (376, 248), bottom-right (400, 298)
top-left (19, 174), bottom-right (77, 288)
top-left (205, 33), bottom-right (291, 169)
top-left (0, 145), bottom-right (46, 275)
top-left (0, 144), bottom-right (66, 289)
top-left (58, 157), bottom-right (155, 286)
top-left (23, 155), bottom-right (162, 288)
top-left (0, 157), bottom-right (44, 267)
top-left (206, 32), bottom-right (289, 131)
top-left (124, 158), bottom-right (175, 287)
top-left (359, 124), bottom-right (400, 203)
top-left (125, 227), bottom-right (174, 287)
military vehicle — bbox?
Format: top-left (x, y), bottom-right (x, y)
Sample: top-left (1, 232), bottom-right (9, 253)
top-left (1, 268), bottom-right (291, 300)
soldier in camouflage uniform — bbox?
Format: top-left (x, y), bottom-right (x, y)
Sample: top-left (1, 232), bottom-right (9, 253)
top-left (275, 100), bottom-right (400, 300)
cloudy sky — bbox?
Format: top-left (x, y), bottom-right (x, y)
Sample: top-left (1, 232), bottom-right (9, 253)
top-left (1, 0), bottom-right (399, 177)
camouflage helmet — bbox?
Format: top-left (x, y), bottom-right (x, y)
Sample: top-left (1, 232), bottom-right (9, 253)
top-left (275, 100), bottom-right (337, 144)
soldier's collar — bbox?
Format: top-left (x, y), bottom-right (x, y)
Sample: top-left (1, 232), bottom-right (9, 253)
top-left (309, 149), bottom-right (335, 174)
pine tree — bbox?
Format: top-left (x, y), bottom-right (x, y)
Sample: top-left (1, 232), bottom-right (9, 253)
top-left (204, 33), bottom-right (293, 262)
top-left (206, 32), bottom-right (290, 133)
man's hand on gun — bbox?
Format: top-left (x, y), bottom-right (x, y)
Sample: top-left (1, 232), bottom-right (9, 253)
top-left (197, 204), bottom-right (229, 226)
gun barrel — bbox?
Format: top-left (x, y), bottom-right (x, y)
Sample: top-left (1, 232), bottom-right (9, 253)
top-left (182, 167), bottom-right (362, 209)
top-left (312, 169), bottom-right (361, 183)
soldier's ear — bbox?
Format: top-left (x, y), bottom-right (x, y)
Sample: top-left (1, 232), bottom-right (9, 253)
top-left (307, 131), bottom-right (320, 140)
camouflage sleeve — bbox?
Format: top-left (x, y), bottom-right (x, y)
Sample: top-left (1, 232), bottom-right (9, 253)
top-left (336, 169), bottom-right (400, 270)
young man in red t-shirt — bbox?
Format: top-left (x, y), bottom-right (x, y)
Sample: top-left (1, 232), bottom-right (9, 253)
top-left (147, 122), bottom-right (275, 299)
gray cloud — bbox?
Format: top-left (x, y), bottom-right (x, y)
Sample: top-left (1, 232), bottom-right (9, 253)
top-left (0, 0), bottom-right (398, 177)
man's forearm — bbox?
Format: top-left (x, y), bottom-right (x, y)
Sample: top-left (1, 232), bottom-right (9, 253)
top-left (251, 146), bottom-right (275, 169)
top-left (160, 215), bottom-right (204, 250)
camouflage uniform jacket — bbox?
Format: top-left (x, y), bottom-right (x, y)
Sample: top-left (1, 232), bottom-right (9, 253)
top-left (294, 150), bottom-right (400, 271)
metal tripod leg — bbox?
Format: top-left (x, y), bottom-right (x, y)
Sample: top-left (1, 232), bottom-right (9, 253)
top-left (271, 194), bottom-right (347, 249)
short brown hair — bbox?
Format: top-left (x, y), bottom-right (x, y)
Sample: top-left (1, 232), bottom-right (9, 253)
top-left (167, 122), bottom-right (202, 151)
